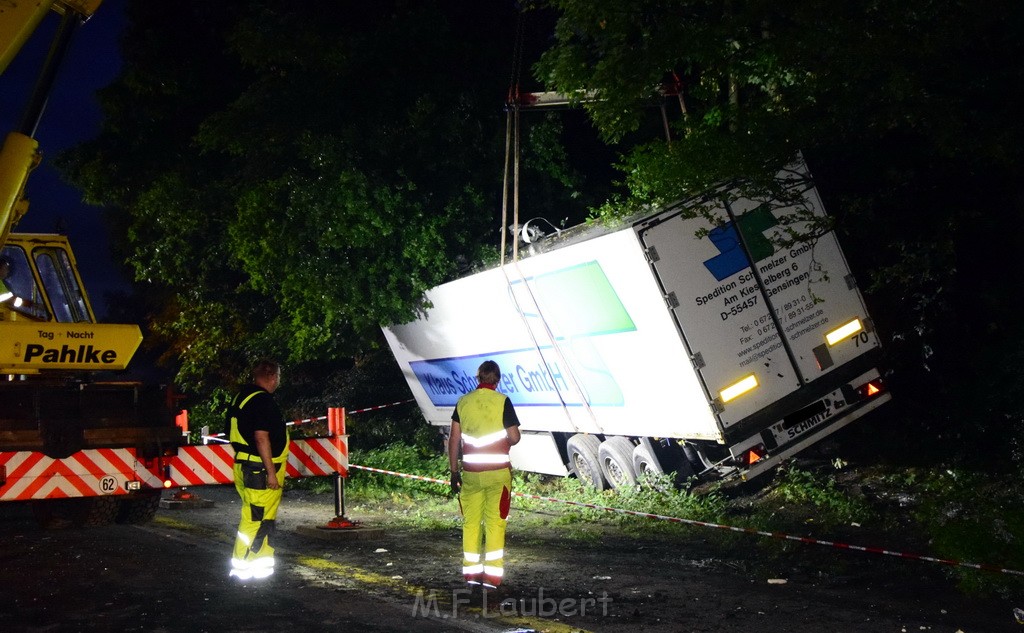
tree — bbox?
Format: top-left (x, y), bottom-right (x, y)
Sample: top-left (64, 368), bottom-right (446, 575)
top-left (534, 0), bottom-right (1024, 460)
top-left (60, 1), bottom-right (594, 390)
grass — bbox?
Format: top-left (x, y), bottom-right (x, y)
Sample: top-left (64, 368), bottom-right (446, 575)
top-left (754, 460), bottom-right (876, 529)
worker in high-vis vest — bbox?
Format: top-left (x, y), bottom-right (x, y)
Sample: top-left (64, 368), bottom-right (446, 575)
top-left (0, 255), bottom-right (41, 317)
top-left (227, 359), bottom-right (290, 580)
top-left (449, 360), bottom-right (521, 588)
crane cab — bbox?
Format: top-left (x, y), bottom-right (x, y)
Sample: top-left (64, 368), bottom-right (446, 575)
top-left (1, 233), bottom-right (95, 323)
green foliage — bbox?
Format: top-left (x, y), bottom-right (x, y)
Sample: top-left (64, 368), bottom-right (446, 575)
top-left (882, 468), bottom-right (1024, 595)
top-left (343, 444), bottom-right (729, 532)
top-left (509, 471), bottom-right (728, 534)
top-left (281, 349), bottom-right (439, 453)
top-left (184, 387), bottom-right (234, 442)
top-left (534, 0), bottom-right (1024, 459)
top-left (349, 442), bottom-right (449, 495)
top-left (765, 462), bottom-right (875, 528)
top-left (59, 1), bottom-right (600, 392)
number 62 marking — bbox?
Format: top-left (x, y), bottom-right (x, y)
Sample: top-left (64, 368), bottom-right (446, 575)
top-left (99, 476), bottom-right (118, 494)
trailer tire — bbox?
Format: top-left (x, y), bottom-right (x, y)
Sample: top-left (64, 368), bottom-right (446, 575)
top-left (116, 490), bottom-right (161, 524)
top-left (633, 442), bottom-right (677, 491)
top-left (566, 434), bottom-right (606, 490)
top-left (632, 443), bottom-right (665, 477)
top-left (597, 437), bottom-right (637, 489)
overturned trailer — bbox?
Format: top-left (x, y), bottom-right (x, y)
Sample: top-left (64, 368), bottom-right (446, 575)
top-left (384, 158), bottom-right (891, 488)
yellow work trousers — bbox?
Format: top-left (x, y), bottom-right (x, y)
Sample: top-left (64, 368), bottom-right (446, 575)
top-left (460, 467), bottom-right (512, 587)
top-left (229, 457), bottom-right (287, 580)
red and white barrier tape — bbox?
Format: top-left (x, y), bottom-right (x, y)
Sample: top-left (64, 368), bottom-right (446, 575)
top-left (346, 399), bottom-right (416, 415)
top-left (285, 399), bottom-right (416, 427)
top-left (347, 463), bottom-right (1024, 578)
top-left (196, 399), bottom-right (415, 443)
top-left (288, 415), bottom-right (328, 427)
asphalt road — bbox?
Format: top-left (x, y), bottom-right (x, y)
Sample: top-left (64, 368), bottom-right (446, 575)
top-left (0, 493), bottom-right (524, 633)
top-left (1, 485), bottom-right (1020, 633)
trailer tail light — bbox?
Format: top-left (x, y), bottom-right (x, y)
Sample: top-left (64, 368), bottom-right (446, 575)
top-left (742, 445), bottom-right (767, 465)
top-left (842, 377), bottom-right (886, 404)
top-left (858, 378), bottom-right (885, 399)
top-left (825, 318), bottom-right (863, 346)
top-left (720, 374), bottom-right (758, 403)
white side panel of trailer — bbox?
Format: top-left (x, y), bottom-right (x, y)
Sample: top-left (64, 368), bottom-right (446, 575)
top-left (383, 228), bottom-right (721, 441)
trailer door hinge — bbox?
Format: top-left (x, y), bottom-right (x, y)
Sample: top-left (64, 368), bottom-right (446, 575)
top-left (664, 292), bottom-right (679, 309)
top-left (644, 246), bottom-right (660, 263)
top-left (691, 352), bottom-right (705, 369)
top-left (844, 273), bottom-right (857, 290)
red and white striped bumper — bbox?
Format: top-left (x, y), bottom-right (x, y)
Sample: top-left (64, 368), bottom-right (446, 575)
top-left (0, 436), bottom-right (348, 501)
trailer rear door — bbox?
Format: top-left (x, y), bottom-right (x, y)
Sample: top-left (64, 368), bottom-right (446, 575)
top-left (635, 161), bottom-right (881, 430)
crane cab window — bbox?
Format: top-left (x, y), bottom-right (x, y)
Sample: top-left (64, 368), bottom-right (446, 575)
top-left (34, 248), bottom-right (90, 322)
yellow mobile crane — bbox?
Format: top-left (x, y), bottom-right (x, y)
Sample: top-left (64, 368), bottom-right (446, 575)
top-left (0, 2), bottom-right (351, 526)
top-left (0, 1), bottom-right (183, 525)
top-left (1, 0), bottom-right (140, 363)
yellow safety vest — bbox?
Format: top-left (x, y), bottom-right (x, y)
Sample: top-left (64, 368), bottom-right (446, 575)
top-left (456, 388), bottom-right (511, 472)
top-left (228, 389), bottom-right (288, 463)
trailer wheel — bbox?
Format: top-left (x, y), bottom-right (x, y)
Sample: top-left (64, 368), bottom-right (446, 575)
top-left (566, 434), bottom-right (605, 490)
top-left (116, 490), bottom-right (162, 524)
top-left (633, 443), bottom-right (676, 491)
top-left (598, 437), bottom-right (637, 489)
top-left (632, 443), bottom-right (665, 477)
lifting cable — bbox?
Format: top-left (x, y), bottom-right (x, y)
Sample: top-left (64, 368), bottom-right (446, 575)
top-left (497, 10), bottom-right (602, 434)
top-left (500, 8), bottom-right (525, 268)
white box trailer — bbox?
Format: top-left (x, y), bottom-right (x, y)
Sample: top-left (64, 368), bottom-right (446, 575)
top-left (383, 158), bottom-right (891, 487)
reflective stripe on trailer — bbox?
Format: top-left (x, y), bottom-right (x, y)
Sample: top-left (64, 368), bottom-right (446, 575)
top-left (0, 436), bottom-right (349, 501)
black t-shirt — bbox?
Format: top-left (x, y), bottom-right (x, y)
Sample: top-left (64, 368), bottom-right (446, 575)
top-left (232, 384), bottom-right (288, 457)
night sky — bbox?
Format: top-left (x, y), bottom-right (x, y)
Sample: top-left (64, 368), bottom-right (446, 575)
top-left (0, 0), bottom-right (128, 319)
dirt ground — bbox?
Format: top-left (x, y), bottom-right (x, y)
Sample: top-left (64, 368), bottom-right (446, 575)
top-left (1, 479), bottom-right (1019, 632)
top-left (172, 483), bottom-right (1018, 633)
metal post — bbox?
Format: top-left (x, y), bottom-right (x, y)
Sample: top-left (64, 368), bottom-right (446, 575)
top-left (333, 471), bottom-right (345, 518)
top-left (320, 407), bottom-right (357, 529)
